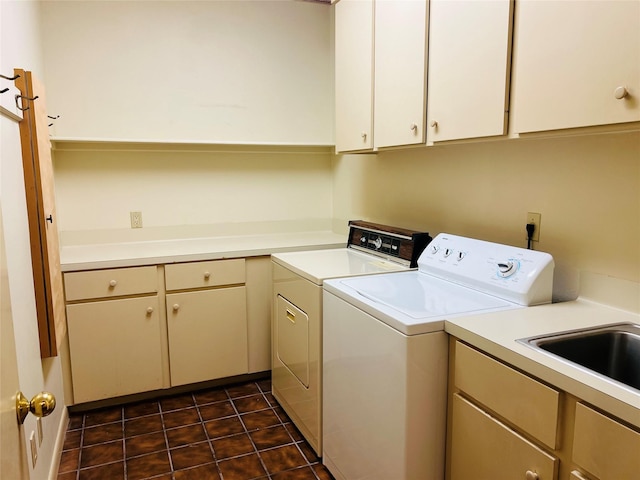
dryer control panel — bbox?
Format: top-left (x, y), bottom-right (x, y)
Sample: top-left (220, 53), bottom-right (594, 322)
top-left (347, 220), bottom-right (432, 268)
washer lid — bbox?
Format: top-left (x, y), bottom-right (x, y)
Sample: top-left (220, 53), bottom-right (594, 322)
top-left (342, 271), bottom-right (512, 319)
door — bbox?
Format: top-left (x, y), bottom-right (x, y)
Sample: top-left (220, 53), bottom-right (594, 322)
top-left (0, 203), bottom-right (30, 479)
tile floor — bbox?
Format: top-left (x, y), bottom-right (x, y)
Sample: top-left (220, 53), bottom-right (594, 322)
top-left (57, 378), bottom-right (334, 480)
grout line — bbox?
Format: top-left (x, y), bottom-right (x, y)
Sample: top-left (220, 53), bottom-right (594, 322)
top-left (58, 380), bottom-right (333, 480)
top-left (158, 397), bottom-right (175, 475)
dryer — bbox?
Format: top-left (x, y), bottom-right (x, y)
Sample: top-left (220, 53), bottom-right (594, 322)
top-left (271, 221), bottom-right (431, 455)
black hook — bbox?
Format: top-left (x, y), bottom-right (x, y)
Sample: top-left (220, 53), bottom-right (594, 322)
top-left (0, 73), bottom-right (20, 81)
top-left (15, 94), bottom-right (39, 111)
top-left (0, 88), bottom-right (8, 94)
top-left (47, 115), bottom-right (60, 120)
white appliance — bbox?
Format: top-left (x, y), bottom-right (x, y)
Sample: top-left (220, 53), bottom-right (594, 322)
top-left (322, 233), bottom-right (554, 480)
top-left (271, 221), bottom-right (431, 455)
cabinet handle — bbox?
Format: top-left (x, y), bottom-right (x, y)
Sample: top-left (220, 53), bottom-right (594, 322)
top-left (146, 307), bottom-right (154, 314)
top-left (361, 131), bottom-right (367, 140)
top-left (203, 271), bottom-right (211, 279)
top-left (614, 86), bottom-right (629, 99)
top-left (173, 304), bottom-right (180, 312)
top-left (430, 120), bottom-right (438, 128)
top-left (109, 279), bottom-right (117, 287)
top-left (525, 471), bottom-right (539, 480)
top-left (286, 309), bottom-right (296, 323)
top-left (410, 123), bottom-right (418, 133)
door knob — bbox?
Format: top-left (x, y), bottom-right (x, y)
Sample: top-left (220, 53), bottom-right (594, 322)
top-left (16, 391), bottom-right (56, 425)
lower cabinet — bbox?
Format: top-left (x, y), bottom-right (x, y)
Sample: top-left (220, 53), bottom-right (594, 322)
top-left (166, 286), bottom-right (247, 386)
top-left (67, 295), bottom-right (164, 403)
top-left (571, 403), bottom-right (640, 480)
top-left (448, 339), bottom-right (640, 480)
top-left (450, 393), bottom-right (558, 480)
top-left (64, 257), bottom-right (269, 404)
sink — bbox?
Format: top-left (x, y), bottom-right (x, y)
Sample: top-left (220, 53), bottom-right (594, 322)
top-left (519, 323), bottom-right (640, 392)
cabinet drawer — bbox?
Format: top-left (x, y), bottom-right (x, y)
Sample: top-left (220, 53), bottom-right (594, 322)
top-left (454, 341), bottom-right (560, 449)
top-left (64, 266), bottom-right (157, 301)
top-left (450, 394), bottom-right (558, 480)
top-left (165, 258), bottom-right (245, 291)
top-left (572, 403), bottom-right (640, 480)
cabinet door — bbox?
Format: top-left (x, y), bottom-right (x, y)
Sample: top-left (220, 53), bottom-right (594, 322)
top-left (450, 394), bottom-right (558, 480)
top-left (572, 403), bottom-right (640, 480)
top-left (67, 296), bottom-right (163, 403)
top-left (426, 0), bottom-right (512, 143)
top-left (374, 0), bottom-right (428, 148)
top-left (167, 286), bottom-right (248, 386)
top-left (335, 0), bottom-right (374, 152)
top-left (511, 1), bottom-right (640, 133)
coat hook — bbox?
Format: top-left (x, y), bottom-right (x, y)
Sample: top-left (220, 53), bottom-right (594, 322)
top-left (0, 73), bottom-right (20, 81)
top-left (0, 88), bottom-right (8, 94)
top-left (47, 115), bottom-right (60, 120)
top-left (15, 94), bottom-right (39, 111)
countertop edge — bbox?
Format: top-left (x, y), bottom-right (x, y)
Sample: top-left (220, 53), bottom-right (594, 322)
top-left (60, 232), bottom-right (346, 272)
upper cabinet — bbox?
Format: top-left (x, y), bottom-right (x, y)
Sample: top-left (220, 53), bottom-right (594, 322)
top-left (510, 0), bottom-right (640, 133)
top-left (334, 0), bottom-right (374, 152)
top-left (426, 0), bottom-right (513, 144)
top-left (334, 0), bottom-right (428, 153)
top-left (373, 0), bottom-right (429, 149)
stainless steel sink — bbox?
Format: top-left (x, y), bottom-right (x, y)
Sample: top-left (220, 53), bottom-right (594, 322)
top-left (518, 323), bottom-right (640, 392)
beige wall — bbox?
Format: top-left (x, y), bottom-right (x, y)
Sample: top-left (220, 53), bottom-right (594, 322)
top-left (40, 0), bottom-right (333, 145)
top-left (53, 144), bottom-right (334, 237)
top-left (332, 131), bottom-right (640, 300)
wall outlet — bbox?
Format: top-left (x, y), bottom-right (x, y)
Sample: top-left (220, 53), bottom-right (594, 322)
top-left (526, 212), bottom-right (541, 242)
top-left (130, 211), bottom-right (143, 229)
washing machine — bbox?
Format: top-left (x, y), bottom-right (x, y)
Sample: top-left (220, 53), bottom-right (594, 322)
top-left (271, 220), bottom-right (431, 455)
top-left (322, 233), bottom-right (555, 480)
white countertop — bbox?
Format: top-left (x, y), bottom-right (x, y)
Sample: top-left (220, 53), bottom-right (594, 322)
top-left (60, 229), bottom-right (346, 271)
top-left (445, 298), bottom-right (640, 428)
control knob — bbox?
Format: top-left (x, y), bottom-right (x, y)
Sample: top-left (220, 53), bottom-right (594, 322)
top-left (373, 236), bottom-right (383, 250)
top-left (497, 261), bottom-right (518, 278)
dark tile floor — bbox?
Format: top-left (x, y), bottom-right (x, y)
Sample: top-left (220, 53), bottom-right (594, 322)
top-left (57, 378), bottom-right (334, 480)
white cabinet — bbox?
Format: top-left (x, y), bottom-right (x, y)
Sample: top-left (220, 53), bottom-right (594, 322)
top-left (571, 403), bottom-right (640, 480)
top-left (165, 259), bottom-right (248, 386)
top-left (373, 0), bottom-right (429, 149)
top-left (334, 0), bottom-right (428, 152)
top-left (511, 0), bottom-right (640, 133)
top-left (334, 0), bottom-right (374, 152)
top-left (65, 266), bottom-right (164, 403)
top-left (450, 394), bottom-right (558, 480)
top-left (448, 339), bottom-right (640, 480)
top-left (64, 256), bottom-right (271, 404)
top-left (426, 0), bottom-right (513, 143)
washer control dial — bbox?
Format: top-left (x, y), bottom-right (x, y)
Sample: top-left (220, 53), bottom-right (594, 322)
top-left (497, 260), bottom-right (518, 278)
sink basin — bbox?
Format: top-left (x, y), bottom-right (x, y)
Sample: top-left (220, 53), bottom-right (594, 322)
top-left (519, 323), bottom-right (640, 392)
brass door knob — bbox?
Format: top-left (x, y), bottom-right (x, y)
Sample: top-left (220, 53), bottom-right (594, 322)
top-left (16, 391), bottom-right (56, 425)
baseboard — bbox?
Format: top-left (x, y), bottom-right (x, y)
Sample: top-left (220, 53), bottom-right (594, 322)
top-left (48, 405), bottom-right (69, 480)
